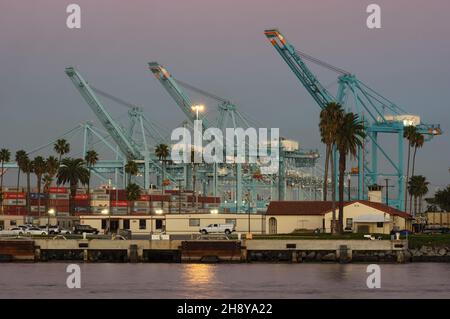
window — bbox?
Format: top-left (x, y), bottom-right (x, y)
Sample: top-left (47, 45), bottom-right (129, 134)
top-left (189, 219), bottom-right (200, 227)
top-left (225, 219), bottom-right (236, 226)
top-left (123, 219), bottom-right (130, 230)
top-left (0, 221), bottom-right (4, 230)
top-left (377, 222), bottom-right (384, 228)
top-left (101, 219), bottom-right (107, 229)
top-left (155, 219), bottom-right (163, 230)
top-left (10, 220), bottom-right (17, 226)
top-left (139, 219), bottom-right (146, 230)
top-left (346, 218), bottom-right (353, 229)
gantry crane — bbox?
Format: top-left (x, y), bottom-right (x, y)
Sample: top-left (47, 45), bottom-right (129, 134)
top-left (264, 29), bottom-right (441, 210)
top-left (65, 67), bottom-right (176, 188)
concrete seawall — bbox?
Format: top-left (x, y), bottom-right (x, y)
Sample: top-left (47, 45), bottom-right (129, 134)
top-left (24, 238), bottom-right (409, 263)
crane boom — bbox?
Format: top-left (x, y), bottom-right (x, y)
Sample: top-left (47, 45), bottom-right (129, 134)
top-left (148, 62), bottom-right (205, 126)
top-left (264, 29), bottom-right (336, 109)
top-left (65, 67), bottom-right (142, 159)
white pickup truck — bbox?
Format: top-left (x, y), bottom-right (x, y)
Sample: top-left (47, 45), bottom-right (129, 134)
top-left (199, 223), bottom-right (235, 235)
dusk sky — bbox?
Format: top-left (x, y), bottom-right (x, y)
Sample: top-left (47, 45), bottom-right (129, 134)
top-left (0, 0), bottom-right (449, 192)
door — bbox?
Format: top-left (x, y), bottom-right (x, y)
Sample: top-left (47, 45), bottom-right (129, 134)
top-left (357, 225), bottom-right (370, 233)
top-left (110, 219), bottom-right (119, 232)
top-left (269, 217), bottom-right (277, 234)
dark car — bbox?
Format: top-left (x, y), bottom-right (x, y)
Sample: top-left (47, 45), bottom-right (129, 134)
top-left (399, 229), bottom-right (413, 236)
top-left (73, 224), bottom-right (99, 235)
top-left (423, 226), bottom-right (448, 235)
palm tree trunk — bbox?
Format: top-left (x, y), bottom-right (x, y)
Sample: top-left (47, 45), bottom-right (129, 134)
top-left (405, 144), bottom-right (411, 213)
top-left (414, 196), bottom-right (418, 217)
top-left (37, 176), bottom-right (41, 217)
top-left (26, 173), bottom-right (31, 217)
top-left (323, 145), bottom-right (330, 201)
top-left (87, 168), bottom-right (91, 214)
top-left (338, 149), bottom-right (346, 234)
top-left (330, 150), bottom-right (336, 234)
top-left (16, 168), bottom-right (20, 216)
top-left (409, 146), bottom-right (418, 215)
top-left (419, 195), bottom-right (422, 215)
top-left (0, 162), bottom-right (4, 214)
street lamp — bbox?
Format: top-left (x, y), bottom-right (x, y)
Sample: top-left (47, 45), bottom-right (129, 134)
top-left (47, 208), bottom-right (55, 236)
top-left (101, 208), bottom-right (110, 235)
top-left (191, 104), bottom-right (205, 120)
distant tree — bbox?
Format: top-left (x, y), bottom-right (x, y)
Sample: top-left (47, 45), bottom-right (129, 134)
top-left (335, 112), bottom-right (366, 233)
top-left (408, 175), bottom-right (429, 216)
top-left (31, 156), bottom-right (46, 216)
top-left (14, 150), bottom-right (28, 214)
top-left (124, 160), bottom-right (139, 186)
top-left (426, 185), bottom-right (450, 212)
top-left (403, 125), bottom-right (417, 213)
top-left (0, 148), bottom-right (11, 212)
top-left (85, 150), bottom-right (99, 196)
top-left (126, 183), bottom-right (141, 215)
top-left (57, 158), bottom-right (89, 214)
top-left (155, 144), bottom-right (170, 193)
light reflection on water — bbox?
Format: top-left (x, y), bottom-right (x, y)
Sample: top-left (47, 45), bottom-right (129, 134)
top-left (0, 263), bottom-right (449, 299)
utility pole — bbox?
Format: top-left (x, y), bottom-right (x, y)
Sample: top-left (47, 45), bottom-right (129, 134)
top-left (384, 178), bottom-right (390, 206)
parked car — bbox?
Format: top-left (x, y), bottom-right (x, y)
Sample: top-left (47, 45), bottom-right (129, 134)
top-left (73, 224), bottom-right (99, 235)
top-left (25, 227), bottom-right (48, 236)
top-left (59, 229), bottom-right (72, 235)
top-left (423, 226), bottom-right (448, 235)
top-left (399, 229), bottom-right (413, 236)
top-left (39, 225), bottom-right (59, 234)
top-left (199, 223), bottom-right (235, 235)
top-left (0, 227), bottom-right (25, 236)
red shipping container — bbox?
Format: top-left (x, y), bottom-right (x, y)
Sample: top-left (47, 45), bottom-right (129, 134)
top-left (47, 199), bottom-right (69, 206)
top-left (4, 206), bottom-right (28, 214)
top-left (74, 200), bottom-right (90, 206)
top-left (111, 200), bottom-right (128, 207)
top-left (3, 192), bottom-right (26, 199)
top-left (149, 195), bottom-right (171, 202)
top-left (49, 187), bottom-right (68, 194)
top-left (74, 194), bottom-right (89, 200)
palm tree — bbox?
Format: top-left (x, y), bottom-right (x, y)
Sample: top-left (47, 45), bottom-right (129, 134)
top-left (31, 156), bottom-right (46, 216)
top-left (403, 125), bottom-right (417, 212)
top-left (126, 183), bottom-right (141, 215)
top-left (155, 144), bottom-right (170, 194)
top-left (335, 112), bottom-right (366, 233)
top-left (44, 156), bottom-right (59, 211)
top-left (124, 160), bottom-right (139, 186)
top-left (54, 139), bottom-right (70, 186)
top-left (408, 132), bottom-right (424, 214)
top-left (42, 174), bottom-right (53, 212)
top-left (20, 159), bottom-right (33, 215)
top-left (54, 139), bottom-right (70, 163)
top-left (57, 158), bottom-right (89, 214)
top-left (15, 150), bottom-right (28, 214)
top-left (408, 175), bottom-right (429, 217)
top-left (0, 148), bottom-right (11, 213)
top-left (85, 150), bottom-right (99, 196)
top-left (319, 102), bottom-right (344, 201)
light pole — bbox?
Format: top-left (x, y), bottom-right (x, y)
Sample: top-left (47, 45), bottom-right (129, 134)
top-left (153, 209), bottom-right (163, 235)
top-left (101, 208), bottom-right (110, 235)
top-left (191, 104), bottom-right (204, 120)
top-left (47, 208), bottom-right (55, 236)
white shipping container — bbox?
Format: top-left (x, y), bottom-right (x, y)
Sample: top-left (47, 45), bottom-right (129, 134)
top-left (91, 194), bottom-right (110, 201)
top-left (30, 206), bottom-right (46, 212)
top-left (134, 201), bottom-right (150, 207)
top-left (5, 199), bottom-right (26, 206)
top-left (90, 200), bottom-right (109, 207)
top-left (91, 189), bottom-right (107, 194)
top-left (49, 193), bottom-right (70, 200)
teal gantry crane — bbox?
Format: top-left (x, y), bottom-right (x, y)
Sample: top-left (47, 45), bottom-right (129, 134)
top-left (264, 29), bottom-right (442, 210)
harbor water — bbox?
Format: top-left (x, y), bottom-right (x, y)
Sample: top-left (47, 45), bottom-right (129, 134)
top-left (0, 263), bottom-right (449, 298)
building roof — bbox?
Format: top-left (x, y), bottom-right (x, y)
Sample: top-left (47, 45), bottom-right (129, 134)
top-left (266, 200), bottom-right (412, 219)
